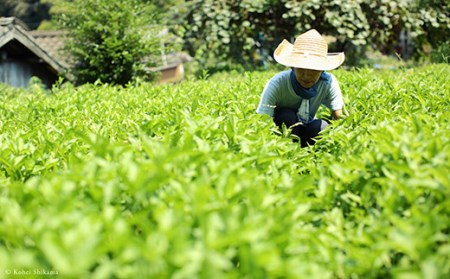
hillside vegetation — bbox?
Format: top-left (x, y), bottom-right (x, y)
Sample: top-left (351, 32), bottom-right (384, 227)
top-left (0, 64), bottom-right (449, 278)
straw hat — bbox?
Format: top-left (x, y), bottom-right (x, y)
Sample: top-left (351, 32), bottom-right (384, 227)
top-left (274, 29), bottom-right (345, 71)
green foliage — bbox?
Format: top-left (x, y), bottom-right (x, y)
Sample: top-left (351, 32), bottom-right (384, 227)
top-left (172, 0), bottom-right (292, 73)
top-left (412, 0), bottom-right (450, 45)
top-left (58, 0), bottom-right (162, 85)
top-left (172, 0), bottom-right (449, 70)
top-left (0, 65), bottom-right (449, 278)
top-left (430, 40), bottom-right (450, 63)
top-left (38, 0), bottom-right (72, 30)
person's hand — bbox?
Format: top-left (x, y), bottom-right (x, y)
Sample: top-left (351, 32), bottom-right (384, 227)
top-left (332, 109), bottom-right (342, 120)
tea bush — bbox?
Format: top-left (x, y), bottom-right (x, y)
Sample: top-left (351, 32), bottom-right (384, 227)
top-left (0, 64), bottom-right (448, 278)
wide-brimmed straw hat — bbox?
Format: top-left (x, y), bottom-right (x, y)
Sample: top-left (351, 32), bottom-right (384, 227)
top-left (274, 29), bottom-right (345, 71)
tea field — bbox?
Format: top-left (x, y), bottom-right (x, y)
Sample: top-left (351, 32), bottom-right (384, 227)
top-left (0, 64), bottom-right (449, 278)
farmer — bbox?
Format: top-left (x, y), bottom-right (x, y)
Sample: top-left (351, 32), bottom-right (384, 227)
top-left (256, 29), bottom-right (345, 147)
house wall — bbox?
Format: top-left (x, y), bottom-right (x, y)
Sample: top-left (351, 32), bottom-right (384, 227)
top-left (158, 64), bottom-right (184, 84)
top-left (0, 58), bottom-right (57, 88)
top-left (0, 60), bottom-right (31, 87)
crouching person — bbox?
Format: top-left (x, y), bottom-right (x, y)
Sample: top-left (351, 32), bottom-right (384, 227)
top-left (257, 29), bottom-right (345, 147)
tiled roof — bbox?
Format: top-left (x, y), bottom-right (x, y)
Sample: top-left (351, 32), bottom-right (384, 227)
top-left (28, 30), bottom-right (192, 71)
top-left (29, 30), bottom-right (69, 67)
top-left (0, 17), bottom-right (65, 74)
top-left (151, 52), bottom-right (193, 71)
top-left (1, 17), bottom-right (192, 83)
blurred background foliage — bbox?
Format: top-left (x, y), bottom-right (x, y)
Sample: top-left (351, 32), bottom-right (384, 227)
top-left (56, 0), bottom-right (163, 85)
top-left (168, 0), bottom-right (449, 73)
top-left (1, 0), bottom-right (449, 77)
top-left (0, 0), bottom-right (51, 29)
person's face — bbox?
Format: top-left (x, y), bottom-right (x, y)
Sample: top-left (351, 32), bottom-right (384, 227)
top-left (294, 68), bottom-right (322, 88)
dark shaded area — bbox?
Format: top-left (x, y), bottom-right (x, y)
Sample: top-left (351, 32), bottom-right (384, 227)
top-left (0, 0), bottom-right (51, 30)
top-left (1, 39), bottom-right (58, 87)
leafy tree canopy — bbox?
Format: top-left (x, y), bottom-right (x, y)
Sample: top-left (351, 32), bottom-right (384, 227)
top-left (58, 0), bottom-right (164, 85)
top-left (169, 0), bottom-right (449, 71)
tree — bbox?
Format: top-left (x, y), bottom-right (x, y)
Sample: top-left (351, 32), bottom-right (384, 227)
top-left (171, 0), bottom-right (291, 73)
top-left (58, 0), bottom-right (163, 85)
top-left (410, 0), bottom-right (450, 61)
top-left (172, 0), bottom-right (449, 71)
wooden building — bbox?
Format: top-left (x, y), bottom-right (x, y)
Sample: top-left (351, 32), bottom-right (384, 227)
top-left (0, 17), bottom-right (65, 88)
top-left (150, 52), bottom-right (192, 84)
top-left (0, 17), bottom-right (191, 88)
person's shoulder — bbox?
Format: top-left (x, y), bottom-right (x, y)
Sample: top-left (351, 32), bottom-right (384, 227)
top-left (266, 70), bottom-right (290, 88)
top-left (271, 70), bottom-right (290, 81)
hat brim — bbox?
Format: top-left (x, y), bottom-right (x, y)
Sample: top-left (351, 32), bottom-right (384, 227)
top-left (274, 39), bottom-right (345, 71)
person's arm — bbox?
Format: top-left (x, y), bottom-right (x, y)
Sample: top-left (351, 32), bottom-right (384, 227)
top-left (322, 74), bottom-right (344, 120)
top-left (256, 78), bottom-right (279, 117)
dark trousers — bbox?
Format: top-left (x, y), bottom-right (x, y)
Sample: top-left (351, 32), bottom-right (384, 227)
top-left (274, 107), bottom-right (329, 147)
